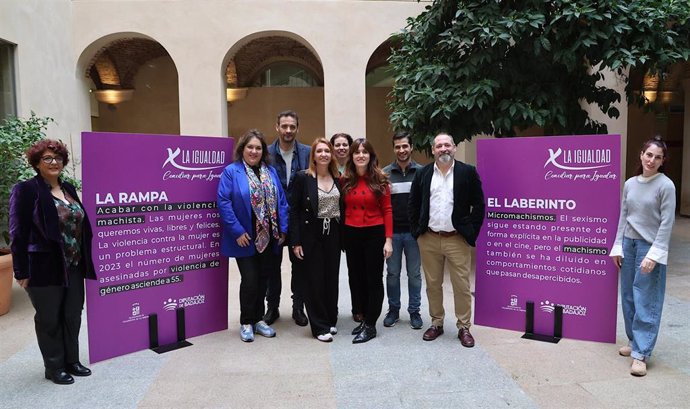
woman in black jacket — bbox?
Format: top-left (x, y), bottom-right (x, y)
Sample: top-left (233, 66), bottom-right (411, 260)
top-left (9, 139), bottom-right (96, 385)
top-left (289, 138), bottom-right (344, 342)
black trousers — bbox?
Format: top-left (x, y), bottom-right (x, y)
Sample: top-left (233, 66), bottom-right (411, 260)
top-left (265, 244), bottom-right (304, 310)
top-left (344, 224), bottom-right (385, 326)
top-left (25, 266), bottom-right (85, 370)
top-left (236, 244), bottom-right (280, 325)
top-left (302, 219), bottom-right (341, 337)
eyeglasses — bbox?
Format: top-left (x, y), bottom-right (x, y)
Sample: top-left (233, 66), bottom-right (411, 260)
top-left (41, 156), bottom-right (64, 164)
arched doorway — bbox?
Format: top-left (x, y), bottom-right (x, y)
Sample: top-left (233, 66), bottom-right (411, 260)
top-left (365, 38), bottom-right (430, 166)
top-left (223, 33), bottom-right (324, 143)
top-left (80, 35), bottom-right (180, 135)
top-left (626, 65), bottom-right (685, 212)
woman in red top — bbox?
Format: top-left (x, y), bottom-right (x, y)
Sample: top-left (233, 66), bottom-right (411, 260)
top-left (341, 138), bottom-right (393, 343)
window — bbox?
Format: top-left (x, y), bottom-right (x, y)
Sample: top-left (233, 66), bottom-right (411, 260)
top-left (255, 62), bottom-right (318, 87)
top-left (0, 40), bottom-right (17, 121)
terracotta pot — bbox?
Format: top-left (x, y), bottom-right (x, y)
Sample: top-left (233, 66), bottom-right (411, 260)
top-left (0, 253), bottom-right (13, 316)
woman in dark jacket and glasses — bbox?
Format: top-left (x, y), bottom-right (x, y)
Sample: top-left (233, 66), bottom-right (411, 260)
top-left (9, 139), bottom-right (96, 385)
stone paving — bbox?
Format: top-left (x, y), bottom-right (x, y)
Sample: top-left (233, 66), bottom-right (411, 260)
top-left (1, 219), bottom-right (689, 408)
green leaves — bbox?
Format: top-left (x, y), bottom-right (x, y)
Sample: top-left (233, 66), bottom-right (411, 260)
top-left (388, 0), bottom-right (690, 151)
top-left (0, 114), bottom-right (80, 248)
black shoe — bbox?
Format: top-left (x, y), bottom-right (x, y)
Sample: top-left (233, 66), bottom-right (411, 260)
top-left (352, 324), bottom-right (377, 344)
top-left (292, 307), bottom-right (308, 326)
top-left (45, 369), bottom-right (75, 385)
top-left (263, 307), bottom-right (280, 325)
top-left (66, 362), bottom-right (92, 377)
top-left (351, 321), bottom-right (366, 335)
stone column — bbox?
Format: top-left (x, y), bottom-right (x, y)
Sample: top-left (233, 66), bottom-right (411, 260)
top-left (322, 59), bottom-right (366, 140)
top-left (177, 61), bottom-right (227, 137)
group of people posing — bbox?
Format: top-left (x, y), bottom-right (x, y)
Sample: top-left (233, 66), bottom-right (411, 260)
top-left (8, 110), bottom-right (674, 384)
top-left (216, 109), bottom-right (487, 346)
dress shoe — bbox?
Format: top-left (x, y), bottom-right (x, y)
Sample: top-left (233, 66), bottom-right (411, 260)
top-left (422, 325), bottom-right (444, 341)
top-left (352, 324), bottom-right (376, 344)
top-left (263, 307), bottom-right (280, 325)
top-left (458, 328), bottom-right (475, 348)
top-left (66, 362), bottom-right (92, 377)
top-left (351, 321), bottom-right (366, 335)
top-left (292, 307), bottom-right (308, 326)
top-left (352, 313), bottom-right (364, 323)
top-left (45, 369), bottom-right (75, 385)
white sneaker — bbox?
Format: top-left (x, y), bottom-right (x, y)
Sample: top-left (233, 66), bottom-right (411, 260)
top-left (329, 327), bottom-right (338, 335)
top-left (240, 324), bottom-right (254, 342)
top-left (317, 333), bottom-right (333, 342)
top-left (631, 359), bottom-right (647, 376)
top-left (619, 345), bottom-right (632, 357)
top-left (254, 320), bottom-right (276, 338)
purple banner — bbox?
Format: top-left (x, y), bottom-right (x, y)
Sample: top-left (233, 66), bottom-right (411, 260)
top-left (82, 132), bottom-right (233, 362)
top-left (475, 134), bottom-right (620, 343)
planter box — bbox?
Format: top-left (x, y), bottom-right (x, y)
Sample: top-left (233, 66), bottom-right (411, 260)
top-left (0, 253), bottom-right (12, 316)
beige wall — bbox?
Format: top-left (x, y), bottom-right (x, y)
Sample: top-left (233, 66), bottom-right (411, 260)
top-left (92, 55), bottom-right (180, 135)
top-left (72, 0), bottom-right (426, 139)
top-left (0, 0), bottom-right (91, 177)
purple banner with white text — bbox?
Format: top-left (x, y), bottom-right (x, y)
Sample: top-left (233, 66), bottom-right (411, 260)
top-left (83, 132), bottom-right (233, 362)
top-left (475, 134), bottom-right (620, 343)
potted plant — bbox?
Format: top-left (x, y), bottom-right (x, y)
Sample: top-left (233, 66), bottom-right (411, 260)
top-left (0, 113), bottom-right (79, 315)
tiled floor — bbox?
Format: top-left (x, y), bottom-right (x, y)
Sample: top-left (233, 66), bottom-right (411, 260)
top-left (1, 219), bottom-right (689, 408)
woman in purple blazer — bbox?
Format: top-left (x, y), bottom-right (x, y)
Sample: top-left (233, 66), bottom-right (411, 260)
top-left (217, 130), bottom-right (288, 343)
top-left (9, 139), bottom-right (96, 385)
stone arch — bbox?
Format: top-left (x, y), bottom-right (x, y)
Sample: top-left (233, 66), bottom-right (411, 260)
top-left (627, 63), bottom-right (689, 212)
top-left (76, 32), bottom-right (180, 135)
top-left (364, 37), bottom-right (409, 166)
top-left (222, 31), bottom-right (325, 140)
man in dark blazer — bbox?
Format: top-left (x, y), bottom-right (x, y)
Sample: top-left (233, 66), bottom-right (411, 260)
top-left (409, 133), bottom-right (485, 347)
top-left (265, 110), bottom-right (311, 327)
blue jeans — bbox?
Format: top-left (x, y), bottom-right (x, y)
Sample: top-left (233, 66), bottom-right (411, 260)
top-left (621, 237), bottom-right (667, 360)
top-left (385, 232), bottom-right (422, 314)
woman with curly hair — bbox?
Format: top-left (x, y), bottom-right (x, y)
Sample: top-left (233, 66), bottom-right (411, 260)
top-left (341, 138), bottom-right (393, 343)
top-left (9, 139), bottom-right (96, 384)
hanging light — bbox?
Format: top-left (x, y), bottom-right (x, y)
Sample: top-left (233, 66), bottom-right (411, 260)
top-left (92, 89), bottom-right (135, 104)
top-left (226, 87), bottom-right (248, 103)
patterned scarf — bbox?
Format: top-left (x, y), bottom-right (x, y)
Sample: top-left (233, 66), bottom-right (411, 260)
top-left (244, 161), bottom-right (280, 253)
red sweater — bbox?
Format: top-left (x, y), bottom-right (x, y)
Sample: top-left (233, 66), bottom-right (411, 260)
top-left (343, 177), bottom-right (393, 237)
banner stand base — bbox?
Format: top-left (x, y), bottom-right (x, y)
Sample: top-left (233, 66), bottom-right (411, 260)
top-left (521, 301), bottom-right (562, 344)
top-left (148, 307), bottom-right (193, 354)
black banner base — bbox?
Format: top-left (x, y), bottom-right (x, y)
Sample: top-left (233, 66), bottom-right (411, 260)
top-left (521, 332), bottom-right (561, 343)
top-left (521, 301), bottom-right (562, 344)
top-left (151, 340), bottom-right (192, 354)
top-left (148, 307), bottom-right (193, 354)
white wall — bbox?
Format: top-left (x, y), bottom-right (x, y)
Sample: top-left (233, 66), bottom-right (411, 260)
top-left (0, 0), bottom-right (91, 176)
top-left (71, 0), bottom-right (425, 138)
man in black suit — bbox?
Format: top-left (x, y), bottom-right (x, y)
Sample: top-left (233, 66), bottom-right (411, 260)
top-left (409, 133), bottom-right (485, 347)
